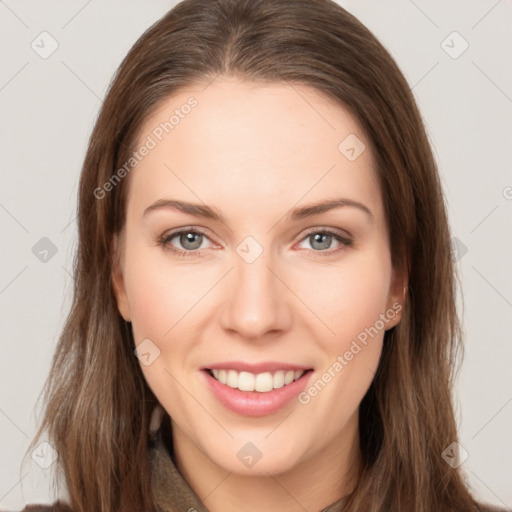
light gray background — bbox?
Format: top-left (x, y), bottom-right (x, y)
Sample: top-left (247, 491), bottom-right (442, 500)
top-left (1, 0), bottom-right (511, 509)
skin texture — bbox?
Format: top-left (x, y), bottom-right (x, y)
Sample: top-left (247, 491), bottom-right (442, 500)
top-left (112, 77), bottom-right (404, 512)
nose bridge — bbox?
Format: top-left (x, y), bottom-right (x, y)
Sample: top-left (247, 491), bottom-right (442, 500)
top-left (219, 241), bottom-right (291, 339)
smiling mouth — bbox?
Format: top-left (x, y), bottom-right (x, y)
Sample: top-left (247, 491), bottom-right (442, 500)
top-left (205, 368), bottom-right (312, 393)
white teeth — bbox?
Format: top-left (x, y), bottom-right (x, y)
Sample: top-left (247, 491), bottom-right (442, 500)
top-left (273, 370), bottom-right (285, 389)
top-left (209, 368), bottom-right (306, 392)
top-left (226, 369), bottom-right (238, 388)
top-left (238, 371), bottom-right (255, 391)
top-left (284, 370), bottom-right (295, 385)
top-left (255, 372), bottom-right (273, 392)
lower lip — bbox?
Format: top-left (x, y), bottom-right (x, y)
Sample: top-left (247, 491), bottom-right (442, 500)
top-left (202, 370), bottom-right (312, 416)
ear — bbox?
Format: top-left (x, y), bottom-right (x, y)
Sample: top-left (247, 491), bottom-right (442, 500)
top-left (385, 261), bottom-right (408, 330)
top-left (111, 234), bottom-right (132, 322)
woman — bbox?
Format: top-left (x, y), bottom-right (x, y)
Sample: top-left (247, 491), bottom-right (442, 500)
top-left (20, 0), bottom-right (507, 511)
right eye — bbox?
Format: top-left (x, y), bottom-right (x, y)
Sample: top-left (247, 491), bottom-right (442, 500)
top-left (158, 228), bottom-right (215, 257)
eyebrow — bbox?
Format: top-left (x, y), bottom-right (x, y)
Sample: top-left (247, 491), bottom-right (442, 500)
top-left (289, 198), bottom-right (372, 220)
top-left (143, 199), bottom-right (224, 221)
top-left (143, 197), bottom-right (373, 222)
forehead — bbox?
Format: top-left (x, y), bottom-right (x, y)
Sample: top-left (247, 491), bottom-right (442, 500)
top-left (127, 78), bottom-right (382, 222)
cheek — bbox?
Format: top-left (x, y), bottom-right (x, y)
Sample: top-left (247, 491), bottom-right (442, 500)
top-left (121, 245), bottom-right (207, 409)
top-left (122, 245), bottom-right (210, 343)
top-left (295, 258), bottom-right (390, 434)
top-left (297, 251), bottom-right (392, 350)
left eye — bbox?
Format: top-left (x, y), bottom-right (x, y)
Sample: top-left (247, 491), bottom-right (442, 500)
top-left (296, 231), bottom-right (351, 252)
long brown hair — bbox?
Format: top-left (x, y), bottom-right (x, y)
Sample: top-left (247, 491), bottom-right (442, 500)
top-left (28, 0), bottom-right (481, 510)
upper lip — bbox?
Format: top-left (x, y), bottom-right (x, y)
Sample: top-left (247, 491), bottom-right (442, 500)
top-left (202, 361), bottom-right (312, 373)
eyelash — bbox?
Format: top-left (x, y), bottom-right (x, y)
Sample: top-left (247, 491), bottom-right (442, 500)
top-left (157, 227), bottom-right (353, 258)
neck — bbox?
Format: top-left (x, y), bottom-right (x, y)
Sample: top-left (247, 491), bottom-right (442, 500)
top-left (171, 415), bottom-right (360, 512)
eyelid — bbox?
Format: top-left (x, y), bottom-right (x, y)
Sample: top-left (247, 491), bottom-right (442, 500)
top-left (160, 225), bottom-right (216, 242)
top-left (294, 225), bottom-right (352, 244)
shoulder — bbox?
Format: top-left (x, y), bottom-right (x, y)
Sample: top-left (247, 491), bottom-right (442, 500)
top-left (18, 501), bottom-right (72, 512)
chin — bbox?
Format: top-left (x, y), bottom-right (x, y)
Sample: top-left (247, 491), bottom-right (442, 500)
top-left (201, 433), bottom-right (310, 476)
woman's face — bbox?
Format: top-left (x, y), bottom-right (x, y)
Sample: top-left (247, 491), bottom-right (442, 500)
top-left (113, 77), bottom-right (403, 476)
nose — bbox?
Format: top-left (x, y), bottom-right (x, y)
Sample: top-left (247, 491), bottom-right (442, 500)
top-left (219, 248), bottom-right (293, 341)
